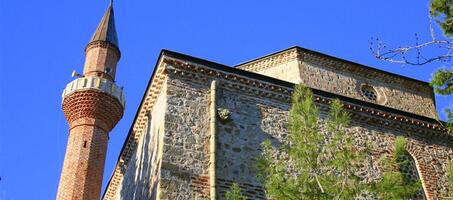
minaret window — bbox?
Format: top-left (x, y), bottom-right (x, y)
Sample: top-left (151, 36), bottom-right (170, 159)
top-left (105, 67), bottom-right (112, 73)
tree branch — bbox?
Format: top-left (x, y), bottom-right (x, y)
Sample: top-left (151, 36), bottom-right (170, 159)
top-left (371, 37), bottom-right (453, 65)
top-left (370, 15), bottom-right (453, 66)
top-left (314, 173), bottom-right (325, 193)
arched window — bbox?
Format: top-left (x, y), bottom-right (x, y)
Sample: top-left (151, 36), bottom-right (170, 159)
top-left (398, 152), bottom-right (426, 199)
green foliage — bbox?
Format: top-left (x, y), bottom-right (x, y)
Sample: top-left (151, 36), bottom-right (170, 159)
top-left (372, 136), bottom-right (422, 199)
top-left (431, 69), bottom-right (453, 95)
top-left (429, 0), bottom-right (453, 132)
top-left (394, 136), bottom-right (409, 158)
top-left (430, 68), bottom-right (453, 133)
top-left (225, 183), bottom-right (248, 200)
top-left (430, 0), bottom-right (453, 36)
top-left (373, 171), bottom-right (421, 199)
top-left (256, 84), bottom-right (368, 200)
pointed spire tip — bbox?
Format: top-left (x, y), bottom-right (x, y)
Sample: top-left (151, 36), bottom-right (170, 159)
top-left (88, 1), bottom-right (119, 48)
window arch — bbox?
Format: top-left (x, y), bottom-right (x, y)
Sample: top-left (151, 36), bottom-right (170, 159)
top-left (398, 150), bottom-right (426, 199)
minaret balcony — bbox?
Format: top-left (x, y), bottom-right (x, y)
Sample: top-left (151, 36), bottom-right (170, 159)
top-left (62, 76), bottom-right (125, 108)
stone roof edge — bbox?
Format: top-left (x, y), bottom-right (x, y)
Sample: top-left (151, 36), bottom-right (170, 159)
top-left (161, 50), bottom-right (446, 130)
top-left (235, 46), bottom-right (432, 92)
top-left (103, 49), bottom-right (449, 199)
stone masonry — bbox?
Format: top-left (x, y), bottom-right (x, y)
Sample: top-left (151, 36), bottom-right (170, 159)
top-left (103, 48), bottom-right (452, 200)
top-left (236, 47), bottom-right (436, 119)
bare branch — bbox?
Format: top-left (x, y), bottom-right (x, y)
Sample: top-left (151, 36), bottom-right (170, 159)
top-left (370, 37), bottom-right (453, 66)
top-left (370, 14), bottom-right (453, 66)
top-left (429, 11), bottom-right (437, 41)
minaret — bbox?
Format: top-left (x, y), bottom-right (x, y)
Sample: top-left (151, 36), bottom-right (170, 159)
top-left (57, 2), bottom-right (125, 200)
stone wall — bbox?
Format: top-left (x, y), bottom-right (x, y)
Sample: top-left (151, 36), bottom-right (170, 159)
top-left (236, 48), bottom-right (437, 119)
top-left (253, 59), bottom-right (302, 83)
top-left (107, 52), bottom-right (452, 200)
top-left (158, 72), bottom-right (211, 199)
top-left (159, 65), bottom-right (452, 199)
top-left (111, 81), bottom-right (167, 200)
top-left (297, 60), bottom-right (436, 119)
top-left (216, 89), bottom-right (289, 199)
top-left (215, 85), bottom-right (452, 199)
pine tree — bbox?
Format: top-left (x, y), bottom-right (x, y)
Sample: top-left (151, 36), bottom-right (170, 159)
top-left (431, 69), bottom-right (453, 132)
top-left (430, 0), bottom-right (453, 36)
top-left (225, 183), bottom-right (248, 200)
top-left (371, 136), bottom-right (422, 199)
top-left (256, 84), bottom-right (425, 199)
top-left (256, 84), bottom-right (368, 200)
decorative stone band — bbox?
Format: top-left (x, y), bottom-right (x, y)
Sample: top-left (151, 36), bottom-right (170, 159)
top-left (62, 76), bottom-right (125, 108)
top-left (236, 48), bottom-right (298, 72)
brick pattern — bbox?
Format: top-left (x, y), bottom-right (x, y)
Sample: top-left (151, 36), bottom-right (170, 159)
top-left (190, 175), bottom-right (210, 198)
top-left (58, 38), bottom-right (123, 199)
top-left (57, 125), bottom-right (108, 200)
top-left (407, 144), bottom-right (443, 199)
top-left (217, 178), bottom-right (266, 200)
top-left (83, 41), bottom-right (120, 81)
top-left (58, 90), bottom-right (123, 200)
top-left (62, 90), bottom-right (123, 132)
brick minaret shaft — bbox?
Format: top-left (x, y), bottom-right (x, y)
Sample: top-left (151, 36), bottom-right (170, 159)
top-left (57, 3), bottom-right (125, 200)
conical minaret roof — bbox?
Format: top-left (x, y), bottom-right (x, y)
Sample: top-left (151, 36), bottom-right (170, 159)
top-left (89, 2), bottom-right (119, 48)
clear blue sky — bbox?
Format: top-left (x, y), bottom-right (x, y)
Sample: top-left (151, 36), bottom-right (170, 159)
top-left (0, 0), bottom-right (451, 199)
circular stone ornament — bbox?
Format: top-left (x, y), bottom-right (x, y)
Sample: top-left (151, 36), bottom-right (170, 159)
top-left (217, 108), bottom-right (232, 122)
top-left (359, 84), bottom-right (387, 105)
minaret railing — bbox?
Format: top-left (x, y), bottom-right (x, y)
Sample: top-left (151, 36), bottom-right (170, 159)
top-left (62, 76), bottom-right (125, 107)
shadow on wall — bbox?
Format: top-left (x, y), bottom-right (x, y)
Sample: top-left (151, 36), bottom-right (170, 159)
top-left (119, 120), bottom-right (159, 200)
top-left (216, 89), bottom-right (287, 198)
